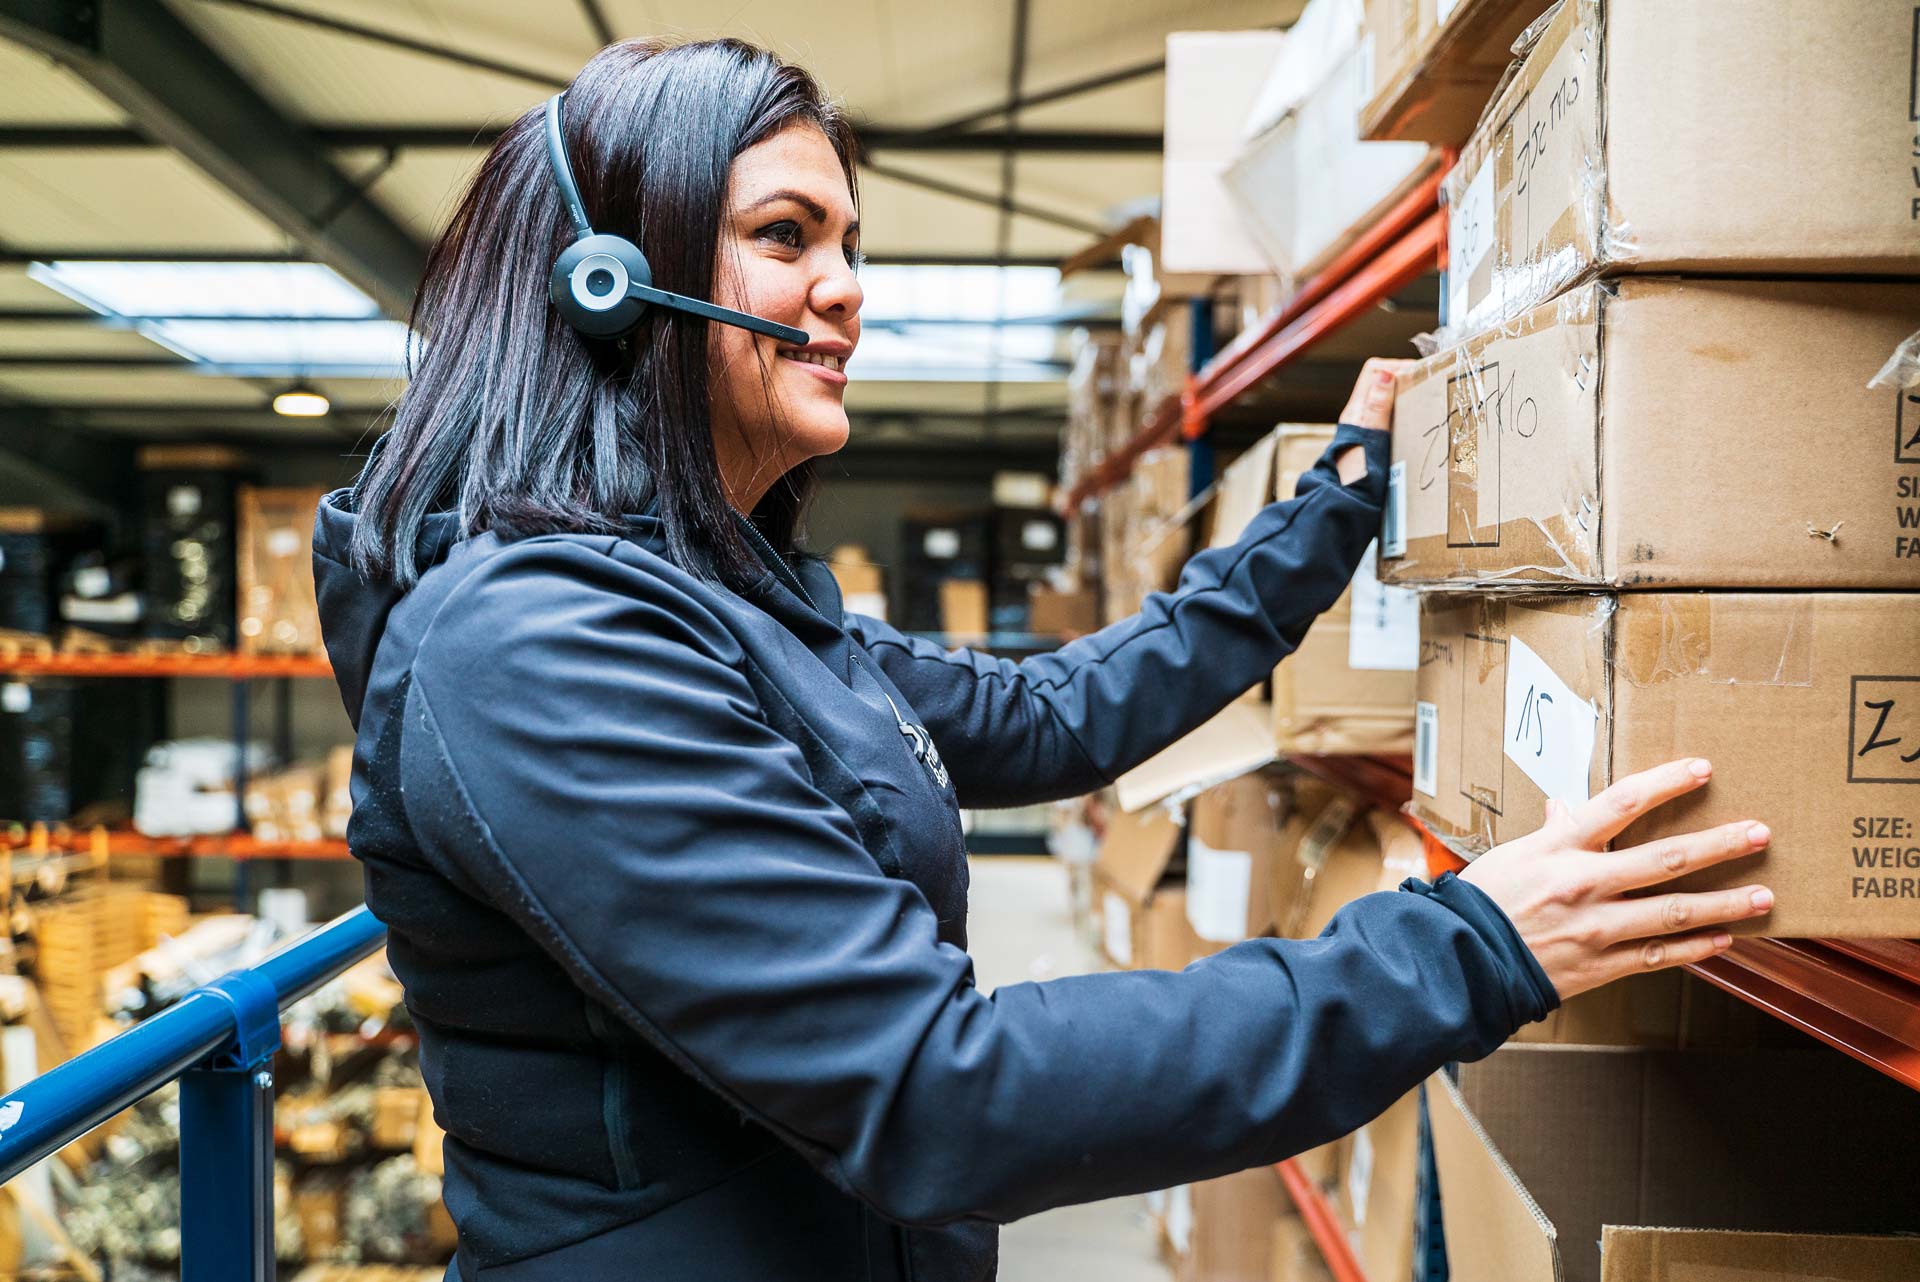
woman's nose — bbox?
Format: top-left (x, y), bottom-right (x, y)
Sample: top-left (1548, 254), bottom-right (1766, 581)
top-left (812, 260), bottom-right (862, 318)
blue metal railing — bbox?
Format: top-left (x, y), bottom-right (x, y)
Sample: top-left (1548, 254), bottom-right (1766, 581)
top-left (0, 906), bottom-right (389, 1281)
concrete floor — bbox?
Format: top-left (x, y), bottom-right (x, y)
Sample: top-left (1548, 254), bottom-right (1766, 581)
top-left (965, 855), bottom-right (1174, 1282)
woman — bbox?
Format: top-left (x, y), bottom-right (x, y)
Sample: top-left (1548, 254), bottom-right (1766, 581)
top-left (313, 38), bottom-right (1774, 1282)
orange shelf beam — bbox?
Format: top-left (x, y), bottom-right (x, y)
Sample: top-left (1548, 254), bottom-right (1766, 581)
top-left (1407, 814), bottom-right (1920, 1092)
top-left (0, 652), bottom-right (333, 679)
top-left (2, 828), bottom-right (350, 861)
top-left (1276, 1159), bottom-right (1370, 1282)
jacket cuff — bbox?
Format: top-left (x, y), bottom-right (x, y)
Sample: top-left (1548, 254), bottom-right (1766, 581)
top-left (1401, 871), bottom-right (1560, 1035)
top-left (1331, 423), bottom-right (1391, 503)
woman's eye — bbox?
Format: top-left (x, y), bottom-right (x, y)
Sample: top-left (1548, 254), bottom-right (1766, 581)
top-left (844, 244), bottom-right (865, 270)
top-left (758, 220), bottom-right (804, 249)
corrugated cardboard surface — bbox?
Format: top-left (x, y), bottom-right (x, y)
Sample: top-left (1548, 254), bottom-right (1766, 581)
top-left (1176, 1166), bottom-right (1288, 1282)
top-left (1413, 590), bottom-right (1920, 936)
top-left (1443, 0), bottom-right (1920, 336)
top-left (1599, 1228), bottom-right (1920, 1282)
top-left (1360, 0), bottom-right (1547, 144)
top-left (1187, 769), bottom-right (1292, 941)
top-left (1386, 278), bottom-right (1920, 590)
top-left (1267, 1213), bottom-right (1331, 1282)
top-left (1095, 805), bottom-right (1183, 904)
top-left (1117, 700), bottom-right (1279, 813)
top-left (1436, 1046), bottom-right (1920, 1282)
top-left (1273, 424), bottom-right (1416, 751)
top-left (1332, 1090), bottom-right (1419, 1282)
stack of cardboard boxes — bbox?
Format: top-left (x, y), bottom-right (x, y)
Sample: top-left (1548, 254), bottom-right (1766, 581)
top-left (1092, 765), bottom-right (1430, 1282)
top-left (1365, 5), bottom-right (1920, 1277)
top-left (1381, 0), bottom-right (1920, 941)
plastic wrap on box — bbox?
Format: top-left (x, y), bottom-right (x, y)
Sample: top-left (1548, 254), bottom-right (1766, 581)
top-left (1384, 278), bottom-right (1920, 591)
top-left (1411, 591), bottom-right (1920, 937)
top-left (1436, 0), bottom-right (1920, 347)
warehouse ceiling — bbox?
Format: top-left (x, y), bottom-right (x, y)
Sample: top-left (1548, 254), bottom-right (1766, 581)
top-left (0, 0), bottom-right (1351, 477)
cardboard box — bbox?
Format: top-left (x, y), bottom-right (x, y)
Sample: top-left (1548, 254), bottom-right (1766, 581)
top-left (936, 579), bottom-right (988, 642)
top-left (1429, 1045), bottom-right (1920, 1282)
top-left (1330, 1091), bottom-right (1418, 1282)
top-left (1186, 769), bottom-right (1292, 943)
top-left (1117, 699), bottom-right (1278, 815)
top-left (1443, 0), bottom-right (1920, 338)
top-left (1226, 38), bottom-right (1439, 280)
top-left (1413, 591), bottom-right (1920, 936)
top-left (1288, 787), bottom-right (1381, 940)
top-left (1383, 278), bottom-right (1920, 590)
top-left (1268, 1214), bottom-right (1331, 1282)
top-left (826, 545), bottom-right (887, 620)
top-left (237, 486), bottom-right (325, 655)
top-left (1163, 32), bottom-right (1287, 276)
top-left (1093, 806), bottom-right (1198, 969)
top-left (1028, 586), bottom-right (1100, 637)
top-left (1175, 1166), bottom-right (1289, 1282)
top-left (1360, 0), bottom-right (1551, 144)
top-left (1272, 427), bottom-right (1417, 752)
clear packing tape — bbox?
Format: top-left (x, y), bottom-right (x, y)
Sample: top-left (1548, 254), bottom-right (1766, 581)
top-left (1391, 285), bottom-right (1604, 588)
top-left (1867, 328), bottom-right (1920, 390)
top-left (1427, 0), bottom-right (1632, 351)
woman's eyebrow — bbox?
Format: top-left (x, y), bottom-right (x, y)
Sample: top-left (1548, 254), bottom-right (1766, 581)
top-left (743, 188), bottom-right (856, 235)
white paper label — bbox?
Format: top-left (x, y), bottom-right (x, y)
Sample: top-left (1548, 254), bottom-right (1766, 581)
top-left (1382, 461), bottom-right (1407, 558)
top-left (1414, 701), bottom-right (1439, 797)
top-left (1166, 1184), bottom-right (1194, 1256)
top-left (843, 591), bottom-right (888, 621)
top-left (72, 566), bottom-right (111, 598)
top-left (167, 485), bottom-right (202, 518)
top-left (1186, 838), bottom-right (1253, 944)
top-left (267, 528), bottom-right (301, 558)
top-left (922, 528), bottom-right (961, 559)
top-left (1446, 160), bottom-right (1494, 326)
top-left (1019, 520), bottom-right (1058, 552)
top-left (1101, 890), bottom-right (1133, 967)
top-left (1437, 0), bottom-right (1463, 24)
top-left (1, 684), bottom-right (28, 714)
top-left (1503, 636), bottom-right (1599, 807)
top-left (1348, 541), bottom-right (1419, 671)
top-left (1347, 1124), bottom-right (1376, 1227)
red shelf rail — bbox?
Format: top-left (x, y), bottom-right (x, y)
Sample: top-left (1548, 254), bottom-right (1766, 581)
top-left (3, 827), bottom-right (350, 861)
top-left (0, 652), bottom-right (333, 679)
top-left (1058, 163), bottom-right (1450, 514)
top-left (1412, 819), bottom-right (1920, 1092)
top-left (1276, 1159), bottom-right (1370, 1282)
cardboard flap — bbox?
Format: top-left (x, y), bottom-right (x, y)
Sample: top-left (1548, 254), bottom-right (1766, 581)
top-left (1117, 700), bottom-right (1277, 813)
top-left (1208, 430), bottom-right (1280, 549)
top-left (1426, 1072), bottom-right (1562, 1282)
top-left (1274, 425), bottom-right (1339, 502)
top-left (1598, 1228), bottom-right (1920, 1282)
top-left (1095, 806), bottom-right (1182, 904)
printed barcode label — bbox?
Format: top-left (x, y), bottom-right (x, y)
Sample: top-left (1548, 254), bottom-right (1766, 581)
top-left (1414, 701), bottom-right (1438, 797)
top-left (1382, 460), bottom-right (1407, 558)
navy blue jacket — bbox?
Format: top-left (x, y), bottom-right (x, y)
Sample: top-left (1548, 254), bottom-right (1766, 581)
top-left (312, 423), bottom-right (1554, 1282)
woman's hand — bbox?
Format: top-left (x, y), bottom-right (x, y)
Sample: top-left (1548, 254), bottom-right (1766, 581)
top-left (1459, 758), bottom-right (1774, 1000)
top-left (1334, 357), bottom-right (1416, 483)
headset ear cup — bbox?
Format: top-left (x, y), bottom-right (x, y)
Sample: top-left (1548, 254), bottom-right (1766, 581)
top-left (550, 234), bottom-right (653, 339)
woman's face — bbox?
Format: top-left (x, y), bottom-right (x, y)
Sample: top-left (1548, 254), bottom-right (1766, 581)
top-left (707, 123), bottom-right (862, 512)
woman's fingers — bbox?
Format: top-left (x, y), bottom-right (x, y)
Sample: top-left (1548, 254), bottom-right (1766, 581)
top-left (1603, 820), bottom-right (1770, 893)
top-left (1561, 758), bottom-right (1713, 848)
top-left (1598, 928), bottom-right (1739, 984)
top-left (1602, 884), bottom-right (1773, 944)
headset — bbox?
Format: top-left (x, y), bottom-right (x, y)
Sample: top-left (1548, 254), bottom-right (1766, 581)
top-left (543, 93), bottom-right (810, 347)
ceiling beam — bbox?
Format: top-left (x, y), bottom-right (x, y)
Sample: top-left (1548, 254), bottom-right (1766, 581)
top-left (574, 0), bottom-right (614, 49)
top-left (907, 55), bottom-right (1166, 141)
top-left (0, 124), bottom-right (1162, 154)
top-left (861, 162), bottom-right (1103, 238)
top-left (194, 0), bottom-right (568, 89)
top-left (0, 0), bottom-right (427, 317)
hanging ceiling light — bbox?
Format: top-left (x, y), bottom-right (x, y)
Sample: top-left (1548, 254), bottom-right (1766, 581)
top-left (273, 383), bottom-right (330, 417)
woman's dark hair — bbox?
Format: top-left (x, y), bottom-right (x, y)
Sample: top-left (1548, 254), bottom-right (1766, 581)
top-left (349, 38), bottom-right (859, 587)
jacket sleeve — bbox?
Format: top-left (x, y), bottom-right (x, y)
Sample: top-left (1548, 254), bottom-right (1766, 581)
top-left (396, 535), bottom-right (1554, 1228)
top-left (846, 423), bottom-right (1388, 808)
